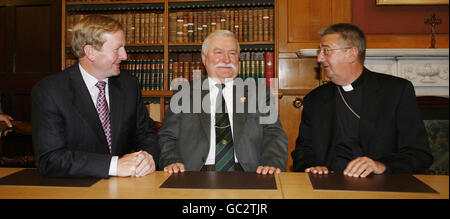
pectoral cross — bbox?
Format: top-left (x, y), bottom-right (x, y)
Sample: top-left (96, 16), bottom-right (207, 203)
top-left (425, 13), bottom-right (442, 49)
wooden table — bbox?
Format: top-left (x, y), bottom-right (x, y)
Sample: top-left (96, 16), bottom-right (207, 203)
top-left (0, 168), bottom-right (448, 199)
top-left (279, 172), bottom-right (449, 199)
top-left (0, 168), bottom-right (283, 199)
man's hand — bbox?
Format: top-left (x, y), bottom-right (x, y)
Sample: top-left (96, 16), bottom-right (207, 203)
top-left (117, 151), bottom-right (155, 177)
top-left (0, 114), bottom-right (14, 136)
top-left (164, 162), bottom-right (185, 174)
top-left (134, 150), bottom-right (156, 177)
top-left (344, 156), bottom-right (386, 178)
top-left (305, 166), bottom-right (329, 175)
top-left (256, 166), bottom-right (281, 175)
top-left (117, 152), bottom-right (140, 177)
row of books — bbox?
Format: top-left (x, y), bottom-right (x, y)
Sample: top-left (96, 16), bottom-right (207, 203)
top-left (66, 7), bottom-right (274, 46)
top-left (118, 51), bottom-right (274, 91)
top-left (238, 52), bottom-right (274, 83)
top-left (66, 50), bottom-right (274, 91)
top-left (121, 59), bottom-right (165, 91)
top-left (169, 8), bottom-right (274, 43)
top-left (67, 12), bottom-right (165, 45)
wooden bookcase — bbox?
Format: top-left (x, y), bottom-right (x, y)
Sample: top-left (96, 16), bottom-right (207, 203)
top-left (61, 0), bottom-right (278, 121)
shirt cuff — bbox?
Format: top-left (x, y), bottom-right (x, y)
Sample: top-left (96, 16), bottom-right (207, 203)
top-left (109, 156), bottom-right (119, 176)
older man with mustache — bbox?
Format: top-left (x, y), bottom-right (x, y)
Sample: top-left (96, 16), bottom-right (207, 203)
top-left (159, 30), bottom-right (288, 174)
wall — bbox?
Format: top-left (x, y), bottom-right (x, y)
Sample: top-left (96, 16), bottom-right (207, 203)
top-left (352, 0), bottom-right (449, 48)
top-left (352, 0), bottom-right (448, 34)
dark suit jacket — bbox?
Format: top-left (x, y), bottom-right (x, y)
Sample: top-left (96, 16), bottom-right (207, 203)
top-left (31, 63), bottom-right (159, 178)
top-left (159, 78), bottom-right (288, 171)
top-left (292, 68), bottom-right (433, 173)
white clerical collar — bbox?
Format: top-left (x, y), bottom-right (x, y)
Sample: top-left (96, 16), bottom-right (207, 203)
top-left (341, 84), bottom-right (354, 92)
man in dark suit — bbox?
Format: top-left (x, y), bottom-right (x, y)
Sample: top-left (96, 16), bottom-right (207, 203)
top-left (159, 30), bottom-right (288, 174)
top-left (32, 15), bottom-right (159, 178)
top-left (292, 23), bottom-right (433, 177)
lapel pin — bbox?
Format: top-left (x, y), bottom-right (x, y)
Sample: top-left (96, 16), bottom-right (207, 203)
top-left (240, 97), bottom-right (246, 103)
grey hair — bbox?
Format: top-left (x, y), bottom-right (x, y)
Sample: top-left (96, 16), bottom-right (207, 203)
top-left (319, 23), bottom-right (366, 64)
top-left (201, 30), bottom-right (240, 55)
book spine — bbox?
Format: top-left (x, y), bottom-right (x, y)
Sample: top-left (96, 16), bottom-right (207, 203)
top-left (176, 12), bottom-right (184, 43)
top-left (144, 13), bottom-right (150, 44)
top-left (150, 60), bottom-right (156, 91)
top-left (169, 12), bottom-right (177, 43)
top-left (168, 59), bottom-right (174, 90)
top-left (193, 11), bottom-right (199, 43)
top-left (159, 59), bottom-right (164, 90)
top-left (187, 12), bottom-right (194, 43)
top-left (269, 8), bottom-right (274, 42)
top-left (134, 13), bottom-right (140, 44)
top-left (257, 9), bottom-right (263, 42)
top-left (158, 13), bottom-right (164, 44)
top-left (265, 52), bottom-right (274, 88)
top-left (263, 9), bottom-right (269, 41)
top-left (144, 60), bottom-right (150, 91)
top-left (183, 62), bottom-right (190, 81)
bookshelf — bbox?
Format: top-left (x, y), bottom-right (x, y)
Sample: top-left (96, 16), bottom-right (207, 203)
top-left (61, 0), bottom-right (277, 121)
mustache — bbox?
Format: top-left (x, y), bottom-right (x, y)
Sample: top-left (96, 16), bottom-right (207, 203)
top-left (215, 63), bottom-right (237, 70)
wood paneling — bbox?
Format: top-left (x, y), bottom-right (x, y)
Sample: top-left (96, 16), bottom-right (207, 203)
top-left (15, 5), bottom-right (53, 73)
top-left (0, 6), bottom-right (13, 74)
top-left (287, 0), bottom-right (331, 43)
top-left (278, 0), bottom-right (352, 53)
top-left (0, 7), bottom-right (6, 73)
top-left (279, 95), bottom-right (304, 172)
top-left (279, 55), bottom-right (319, 90)
top-left (0, 0), bottom-right (61, 123)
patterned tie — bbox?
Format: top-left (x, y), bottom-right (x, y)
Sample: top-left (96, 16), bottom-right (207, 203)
top-left (95, 81), bottom-right (112, 153)
top-left (215, 84), bottom-right (236, 171)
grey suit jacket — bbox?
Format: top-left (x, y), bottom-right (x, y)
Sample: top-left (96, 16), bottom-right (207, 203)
top-left (159, 78), bottom-right (288, 171)
top-left (32, 63), bottom-right (160, 178)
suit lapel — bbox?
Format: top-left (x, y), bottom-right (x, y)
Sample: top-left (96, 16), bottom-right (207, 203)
top-left (232, 84), bottom-right (247, 145)
top-left (318, 83), bottom-right (339, 166)
top-left (359, 70), bottom-right (381, 150)
top-left (198, 79), bottom-right (211, 144)
top-left (108, 76), bottom-right (124, 155)
top-left (69, 64), bottom-right (109, 153)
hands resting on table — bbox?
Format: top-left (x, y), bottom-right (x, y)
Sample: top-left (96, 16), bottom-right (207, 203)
top-left (0, 114), bottom-right (14, 136)
top-left (117, 150), bottom-right (156, 177)
top-left (164, 163), bottom-right (281, 175)
top-left (305, 156), bottom-right (387, 178)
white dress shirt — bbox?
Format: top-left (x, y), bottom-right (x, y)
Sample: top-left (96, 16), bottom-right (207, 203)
top-left (205, 78), bottom-right (238, 165)
top-left (79, 64), bottom-right (118, 176)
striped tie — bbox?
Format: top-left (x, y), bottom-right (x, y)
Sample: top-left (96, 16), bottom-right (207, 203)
top-left (95, 81), bottom-right (112, 154)
top-left (215, 84), bottom-right (235, 172)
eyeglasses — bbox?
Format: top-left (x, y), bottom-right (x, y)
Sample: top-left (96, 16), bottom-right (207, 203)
top-left (316, 47), bottom-right (352, 56)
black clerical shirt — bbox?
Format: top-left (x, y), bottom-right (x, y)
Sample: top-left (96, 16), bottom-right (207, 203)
top-left (329, 71), bottom-right (366, 171)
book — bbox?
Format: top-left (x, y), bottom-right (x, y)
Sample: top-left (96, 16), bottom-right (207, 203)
top-left (265, 52), bottom-right (274, 88)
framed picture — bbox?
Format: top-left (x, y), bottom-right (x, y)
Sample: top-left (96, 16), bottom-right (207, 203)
top-left (376, 0), bottom-right (449, 5)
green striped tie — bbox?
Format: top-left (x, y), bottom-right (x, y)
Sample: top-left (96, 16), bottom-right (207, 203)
top-left (215, 84), bottom-right (236, 172)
